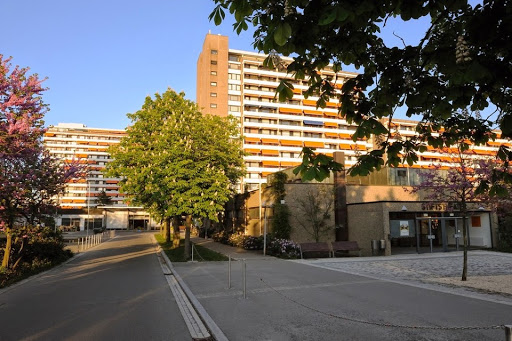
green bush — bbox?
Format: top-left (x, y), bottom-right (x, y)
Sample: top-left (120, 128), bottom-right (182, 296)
top-left (0, 225), bottom-right (72, 288)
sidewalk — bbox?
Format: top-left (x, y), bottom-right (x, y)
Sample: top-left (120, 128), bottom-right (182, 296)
top-left (173, 239), bottom-right (512, 340)
top-left (191, 237), bottom-right (270, 260)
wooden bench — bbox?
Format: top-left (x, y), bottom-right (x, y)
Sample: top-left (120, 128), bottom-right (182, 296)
top-left (299, 242), bottom-right (332, 259)
top-left (331, 241), bottom-right (362, 257)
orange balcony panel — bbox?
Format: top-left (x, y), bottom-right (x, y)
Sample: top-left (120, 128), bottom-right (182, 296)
top-left (261, 149), bottom-right (279, 156)
top-left (106, 193), bottom-right (118, 197)
top-left (326, 101), bottom-right (339, 107)
top-left (262, 160), bottom-right (280, 166)
top-left (325, 132), bottom-right (338, 138)
top-left (106, 180), bottom-right (119, 184)
top-left (292, 88), bottom-right (302, 94)
top-left (325, 152), bottom-right (333, 157)
top-left (245, 148), bottom-right (261, 154)
top-left (472, 149), bottom-right (496, 156)
top-left (61, 199), bottom-right (73, 203)
top-left (324, 111), bottom-right (338, 117)
top-left (334, 83), bottom-right (343, 89)
top-left (339, 143), bottom-right (353, 150)
top-left (279, 107), bottom-right (303, 114)
top-left (244, 137), bottom-right (261, 143)
top-left (262, 172), bottom-right (273, 177)
top-left (303, 99), bottom-right (317, 106)
top-left (324, 122), bottom-right (338, 128)
top-left (339, 133), bottom-right (352, 139)
top-left (303, 110), bottom-right (323, 116)
top-left (354, 144), bottom-right (366, 151)
top-left (280, 140), bottom-right (303, 146)
top-left (304, 141), bottom-right (324, 148)
top-left (487, 141), bottom-right (501, 146)
top-left (262, 138), bottom-right (279, 144)
top-left (73, 199), bottom-right (86, 203)
top-left (280, 161), bottom-right (301, 167)
top-left (44, 132), bottom-right (55, 137)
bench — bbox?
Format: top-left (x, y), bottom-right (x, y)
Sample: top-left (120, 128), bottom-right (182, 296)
top-left (331, 241), bottom-right (361, 257)
top-left (299, 242), bottom-right (332, 259)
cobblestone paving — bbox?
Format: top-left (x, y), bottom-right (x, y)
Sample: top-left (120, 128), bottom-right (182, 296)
top-left (308, 251), bottom-right (512, 282)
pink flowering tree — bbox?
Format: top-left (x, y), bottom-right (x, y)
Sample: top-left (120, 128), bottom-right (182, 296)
top-left (0, 55), bottom-right (80, 269)
top-left (408, 144), bottom-right (493, 281)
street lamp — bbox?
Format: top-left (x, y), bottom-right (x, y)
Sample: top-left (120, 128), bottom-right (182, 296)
top-left (87, 179), bottom-right (90, 236)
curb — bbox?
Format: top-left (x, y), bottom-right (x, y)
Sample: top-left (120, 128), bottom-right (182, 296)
top-left (154, 236), bottom-right (228, 341)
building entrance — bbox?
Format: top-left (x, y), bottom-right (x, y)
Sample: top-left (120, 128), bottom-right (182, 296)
top-left (415, 216), bottom-right (462, 253)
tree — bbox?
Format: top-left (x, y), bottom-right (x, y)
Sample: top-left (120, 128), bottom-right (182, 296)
top-left (96, 190), bottom-right (113, 206)
top-left (210, 1), bottom-right (512, 187)
top-left (1, 55), bottom-right (80, 269)
top-left (288, 185), bottom-right (335, 242)
top-left (408, 144), bottom-right (492, 281)
top-left (267, 171), bottom-right (291, 239)
top-left (107, 89), bottom-right (245, 259)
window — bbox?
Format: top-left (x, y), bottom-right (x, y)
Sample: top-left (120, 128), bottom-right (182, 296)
top-left (211, 50), bottom-right (218, 55)
top-left (228, 55), bottom-right (240, 62)
top-left (210, 92), bottom-right (217, 97)
top-left (229, 106), bottom-right (240, 112)
top-left (210, 70), bottom-right (217, 76)
top-left (210, 82), bottom-right (217, 87)
top-left (229, 95), bottom-right (241, 101)
top-left (210, 103), bottom-right (217, 108)
top-left (229, 73), bottom-right (241, 80)
top-left (211, 60), bottom-right (217, 65)
top-left (228, 63), bottom-right (241, 70)
top-left (228, 84), bottom-right (241, 91)
top-left (471, 216), bottom-right (482, 227)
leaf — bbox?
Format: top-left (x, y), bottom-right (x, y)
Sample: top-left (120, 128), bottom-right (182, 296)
top-left (274, 22), bottom-right (292, 46)
top-left (208, 5), bottom-right (225, 26)
top-left (319, 10), bottom-right (337, 26)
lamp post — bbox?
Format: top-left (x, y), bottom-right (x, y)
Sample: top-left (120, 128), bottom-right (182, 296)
top-left (263, 201), bottom-right (268, 256)
top-left (87, 179), bottom-right (90, 236)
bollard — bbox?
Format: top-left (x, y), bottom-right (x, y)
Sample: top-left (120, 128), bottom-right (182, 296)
top-left (191, 244), bottom-right (194, 262)
top-left (505, 325), bottom-right (512, 341)
top-left (228, 256), bottom-right (231, 289)
top-left (243, 259), bottom-right (247, 299)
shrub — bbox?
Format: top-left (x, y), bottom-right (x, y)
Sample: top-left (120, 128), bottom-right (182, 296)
top-left (0, 225), bottom-right (72, 288)
top-left (243, 235), bottom-right (264, 250)
top-left (211, 230), bottom-right (230, 244)
top-left (228, 232), bottom-right (245, 247)
top-left (267, 238), bottom-right (301, 259)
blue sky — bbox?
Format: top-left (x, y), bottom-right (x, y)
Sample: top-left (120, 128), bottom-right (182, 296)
top-left (3, 1), bottom-right (431, 129)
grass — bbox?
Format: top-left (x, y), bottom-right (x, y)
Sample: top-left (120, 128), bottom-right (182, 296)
top-left (155, 234), bottom-right (228, 262)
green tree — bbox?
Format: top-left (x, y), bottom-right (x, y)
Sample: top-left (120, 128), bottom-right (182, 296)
top-left (107, 89), bottom-right (245, 259)
top-left (96, 190), bottom-right (112, 206)
top-left (267, 171), bottom-right (291, 239)
top-left (210, 1), bottom-right (512, 188)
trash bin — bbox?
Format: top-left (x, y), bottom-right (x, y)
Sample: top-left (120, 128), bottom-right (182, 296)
top-left (379, 239), bottom-right (386, 250)
top-left (371, 240), bottom-right (379, 255)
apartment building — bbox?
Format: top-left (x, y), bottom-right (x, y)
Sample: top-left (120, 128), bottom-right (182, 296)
top-left (197, 33), bottom-right (369, 191)
top-left (43, 123), bottom-right (154, 230)
top-left (197, 34), bottom-right (509, 192)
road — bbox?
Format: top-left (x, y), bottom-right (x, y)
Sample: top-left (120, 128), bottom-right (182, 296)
top-left (0, 232), bottom-right (189, 341)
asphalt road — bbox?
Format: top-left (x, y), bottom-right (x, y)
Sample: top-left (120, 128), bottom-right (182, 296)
top-left (0, 232), bottom-right (189, 341)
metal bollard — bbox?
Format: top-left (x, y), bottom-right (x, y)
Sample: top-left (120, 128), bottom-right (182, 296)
top-left (191, 244), bottom-right (194, 262)
top-left (505, 325), bottom-right (511, 341)
top-left (243, 259), bottom-right (247, 299)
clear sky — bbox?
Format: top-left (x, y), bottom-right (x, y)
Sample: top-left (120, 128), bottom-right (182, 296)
top-left (3, 1), bottom-right (432, 130)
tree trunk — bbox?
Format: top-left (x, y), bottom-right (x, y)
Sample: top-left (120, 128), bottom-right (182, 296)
top-left (2, 228), bottom-right (12, 269)
top-left (172, 216), bottom-right (180, 248)
top-left (164, 217), bottom-right (171, 243)
top-left (461, 203), bottom-right (468, 281)
top-left (184, 215), bottom-right (192, 260)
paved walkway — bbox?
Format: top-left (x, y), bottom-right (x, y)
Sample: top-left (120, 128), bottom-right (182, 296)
top-left (172, 238), bottom-right (512, 341)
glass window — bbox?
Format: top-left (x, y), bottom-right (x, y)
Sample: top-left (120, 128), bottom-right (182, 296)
top-left (211, 50), bottom-right (218, 55)
top-left (210, 103), bottom-right (217, 108)
top-left (210, 82), bottom-right (217, 87)
top-left (210, 92), bottom-right (217, 97)
top-left (211, 60), bottom-right (217, 65)
top-left (210, 70), bottom-right (217, 76)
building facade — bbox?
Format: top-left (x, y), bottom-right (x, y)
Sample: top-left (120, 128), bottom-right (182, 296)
top-left (43, 123), bottom-right (156, 230)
